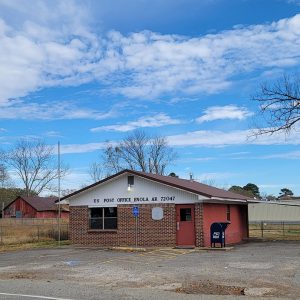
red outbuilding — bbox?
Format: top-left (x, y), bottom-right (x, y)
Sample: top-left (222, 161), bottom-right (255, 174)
top-left (3, 196), bottom-right (69, 219)
top-left (62, 170), bottom-right (251, 248)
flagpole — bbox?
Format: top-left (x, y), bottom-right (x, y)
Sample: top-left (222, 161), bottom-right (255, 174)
top-left (58, 141), bottom-right (61, 246)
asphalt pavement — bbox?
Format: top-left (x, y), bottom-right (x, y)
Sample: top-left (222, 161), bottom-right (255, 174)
top-left (0, 241), bottom-right (299, 300)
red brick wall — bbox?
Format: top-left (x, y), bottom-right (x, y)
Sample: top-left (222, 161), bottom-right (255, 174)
top-left (70, 203), bottom-right (247, 248)
top-left (194, 203), bottom-right (204, 247)
top-left (202, 203), bottom-right (248, 247)
top-left (36, 211), bottom-right (70, 219)
top-left (70, 204), bottom-right (178, 247)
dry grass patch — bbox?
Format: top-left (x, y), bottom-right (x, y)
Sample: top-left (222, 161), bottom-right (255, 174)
top-left (176, 280), bottom-right (245, 296)
top-left (0, 221), bottom-right (69, 244)
top-left (0, 240), bottom-right (70, 253)
top-left (249, 223), bottom-right (300, 240)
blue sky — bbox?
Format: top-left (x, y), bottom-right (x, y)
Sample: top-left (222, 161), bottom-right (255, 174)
top-left (1, 0), bottom-right (300, 196)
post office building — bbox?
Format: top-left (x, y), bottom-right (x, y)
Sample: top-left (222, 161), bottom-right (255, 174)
top-left (62, 170), bottom-right (250, 248)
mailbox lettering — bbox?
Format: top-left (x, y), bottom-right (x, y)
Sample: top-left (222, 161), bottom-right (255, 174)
top-left (213, 232), bottom-right (220, 239)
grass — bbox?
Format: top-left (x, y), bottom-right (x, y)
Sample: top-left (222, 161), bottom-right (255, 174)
top-left (0, 223), bottom-right (69, 244)
top-left (0, 218), bottom-right (69, 225)
top-left (249, 224), bottom-right (300, 240)
top-left (0, 240), bottom-right (70, 253)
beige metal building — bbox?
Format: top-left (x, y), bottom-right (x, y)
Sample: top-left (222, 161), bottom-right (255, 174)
top-left (249, 201), bottom-right (300, 221)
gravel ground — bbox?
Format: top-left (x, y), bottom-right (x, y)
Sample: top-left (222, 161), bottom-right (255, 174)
top-left (0, 241), bottom-right (299, 300)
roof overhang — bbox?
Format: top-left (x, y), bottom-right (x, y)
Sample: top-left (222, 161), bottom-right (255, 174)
top-left (199, 196), bottom-right (248, 205)
top-left (250, 200), bottom-right (300, 207)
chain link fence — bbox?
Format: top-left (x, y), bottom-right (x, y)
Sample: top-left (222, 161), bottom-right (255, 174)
top-left (249, 221), bottom-right (300, 240)
top-left (0, 218), bottom-right (69, 245)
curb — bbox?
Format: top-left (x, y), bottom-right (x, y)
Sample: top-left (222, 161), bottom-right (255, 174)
top-left (196, 246), bottom-right (234, 251)
top-left (110, 246), bottom-right (147, 252)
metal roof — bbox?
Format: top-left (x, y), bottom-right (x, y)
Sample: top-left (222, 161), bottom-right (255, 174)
top-left (6, 196), bottom-right (69, 212)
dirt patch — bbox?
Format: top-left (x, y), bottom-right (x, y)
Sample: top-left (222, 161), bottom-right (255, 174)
top-left (228, 262), bottom-right (274, 269)
top-left (0, 272), bottom-right (38, 280)
top-left (243, 287), bottom-right (274, 296)
top-left (176, 280), bottom-right (245, 296)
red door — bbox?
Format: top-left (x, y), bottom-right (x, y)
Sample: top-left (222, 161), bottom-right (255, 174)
top-left (176, 204), bottom-right (195, 247)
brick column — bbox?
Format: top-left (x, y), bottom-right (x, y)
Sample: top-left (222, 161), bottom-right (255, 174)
top-left (194, 203), bottom-right (204, 247)
top-left (69, 206), bottom-right (89, 244)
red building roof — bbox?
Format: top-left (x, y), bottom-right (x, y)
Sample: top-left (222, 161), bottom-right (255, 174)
top-left (132, 171), bottom-right (251, 200)
top-left (5, 196), bottom-right (69, 212)
top-left (21, 196), bottom-right (58, 211)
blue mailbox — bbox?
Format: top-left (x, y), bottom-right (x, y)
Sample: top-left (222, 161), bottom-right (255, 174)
top-left (210, 222), bottom-right (230, 248)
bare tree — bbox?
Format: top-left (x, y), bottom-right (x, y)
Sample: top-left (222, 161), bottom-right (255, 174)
top-left (149, 136), bottom-right (176, 174)
top-left (119, 130), bottom-right (149, 172)
top-left (201, 178), bottom-right (217, 187)
top-left (253, 74), bottom-right (300, 135)
top-left (0, 164), bottom-right (10, 188)
top-left (89, 162), bottom-right (103, 183)
top-left (61, 189), bottom-right (77, 197)
top-left (5, 139), bottom-right (68, 196)
top-left (102, 143), bottom-right (123, 176)
top-left (101, 130), bottom-right (177, 175)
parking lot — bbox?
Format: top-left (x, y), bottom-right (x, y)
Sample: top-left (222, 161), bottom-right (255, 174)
top-left (0, 241), bottom-right (300, 299)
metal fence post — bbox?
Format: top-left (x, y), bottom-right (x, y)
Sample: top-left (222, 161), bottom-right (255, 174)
top-left (0, 223), bottom-right (2, 244)
top-left (37, 225), bottom-right (40, 242)
top-left (282, 221), bottom-right (285, 237)
top-left (261, 221), bottom-right (264, 238)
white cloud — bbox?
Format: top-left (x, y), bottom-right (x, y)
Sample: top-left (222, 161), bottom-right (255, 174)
top-left (106, 14), bottom-right (300, 99)
top-left (196, 105), bottom-right (253, 123)
top-left (61, 168), bottom-right (91, 191)
top-left (196, 172), bottom-right (236, 182)
top-left (0, 0), bottom-right (99, 105)
top-left (0, 4), bottom-right (300, 105)
top-left (259, 183), bottom-right (297, 189)
top-left (167, 128), bottom-right (300, 147)
top-left (0, 100), bottom-right (117, 120)
top-left (287, 0), bottom-right (300, 5)
top-left (44, 131), bottom-right (62, 138)
top-left (224, 151), bottom-right (250, 156)
top-left (222, 150), bottom-right (300, 160)
top-left (61, 142), bottom-right (106, 154)
top-left (260, 150), bottom-right (300, 159)
top-left (58, 128), bottom-right (300, 155)
top-left (91, 113), bottom-right (182, 132)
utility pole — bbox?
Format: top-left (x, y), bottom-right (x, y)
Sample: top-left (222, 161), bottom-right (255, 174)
top-left (0, 166), bottom-right (4, 244)
top-left (0, 166), bottom-right (4, 219)
top-left (57, 142), bottom-right (61, 246)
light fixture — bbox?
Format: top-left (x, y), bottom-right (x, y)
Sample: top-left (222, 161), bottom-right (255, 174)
top-left (127, 184), bottom-right (132, 191)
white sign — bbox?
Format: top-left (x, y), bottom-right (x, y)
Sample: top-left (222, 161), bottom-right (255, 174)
top-left (152, 207), bottom-right (163, 220)
top-left (93, 196), bottom-right (175, 205)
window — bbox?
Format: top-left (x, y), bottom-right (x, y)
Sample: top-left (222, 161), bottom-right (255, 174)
top-left (128, 175), bottom-right (134, 191)
top-left (226, 205), bottom-right (231, 221)
top-left (128, 175), bottom-right (134, 186)
top-left (180, 208), bottom-right (192, 221)
top-left (89, 207), bottom-right (117, 230)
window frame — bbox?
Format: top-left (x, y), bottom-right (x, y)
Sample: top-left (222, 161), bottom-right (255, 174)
top-left (89, 207), bottom-right (118, 230)
top-left (226, 204), bottom-right (231, 221)
top-left (180, 208), bottom-right (192, 221)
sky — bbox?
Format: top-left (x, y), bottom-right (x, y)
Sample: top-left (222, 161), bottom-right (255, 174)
top-left (1, 0), bottom-right (300, 196)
